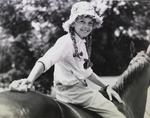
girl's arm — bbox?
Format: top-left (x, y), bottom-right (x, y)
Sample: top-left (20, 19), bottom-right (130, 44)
top-left (27, 35), bottom-right (69, 83)
top-left (9, 62), bottom-right (45, 91)
top-left (9, 36), bottom-right (69, 91)
top-left (87, 72), bottom-right (106, 88)
top-left (87, 72), bottom-right (123, 103)
top-left (27, 61), bottom-right (45, 83)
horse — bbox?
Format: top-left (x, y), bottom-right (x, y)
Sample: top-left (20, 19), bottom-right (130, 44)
top-left (113, 51), bottom-right (150, 118)
top-left (0, 51), bottom-right (150, 118)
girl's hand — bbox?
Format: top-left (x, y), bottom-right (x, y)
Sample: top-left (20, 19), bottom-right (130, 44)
top-left (9, 79), bottom-right (33, 92)
top-left (106, 85), bottom-right (124, 104)
top-left (146, 45), bottom-right (150, 56)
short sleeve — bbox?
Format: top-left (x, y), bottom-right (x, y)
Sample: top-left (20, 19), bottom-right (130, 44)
top-left (37, 35), bottom-right (70, 72)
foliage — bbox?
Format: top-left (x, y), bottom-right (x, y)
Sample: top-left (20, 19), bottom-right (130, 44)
top-left (0, 0), bottom-right (150, 93)
top-left (91, 0), bottom-right (149, 75)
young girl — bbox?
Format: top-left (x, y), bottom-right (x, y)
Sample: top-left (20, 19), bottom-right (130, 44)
top-left (9, 1), bottom-right (125, 118)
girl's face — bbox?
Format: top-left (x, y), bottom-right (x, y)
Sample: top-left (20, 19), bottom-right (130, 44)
top-left (73, 16), bottom-right (94, 39)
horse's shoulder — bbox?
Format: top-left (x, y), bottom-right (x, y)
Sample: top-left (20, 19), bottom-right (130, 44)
top-left (56, 100), bottom-right (102, 118)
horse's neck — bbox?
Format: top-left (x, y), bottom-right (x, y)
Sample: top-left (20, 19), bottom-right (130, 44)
top-left (113, 64), bottom-right (150, 118)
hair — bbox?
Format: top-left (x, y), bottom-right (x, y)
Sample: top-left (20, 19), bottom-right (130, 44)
top-left (67, 15), bottom-right (99, 69)
top-left (113, 51), bottom-right (150, 96)
top-left (69, 26), bottom-right (93, 69)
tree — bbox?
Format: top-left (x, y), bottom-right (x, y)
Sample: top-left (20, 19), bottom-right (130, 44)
top-left (0, 0), bottom-right (78, 93)
top-left (91, 0), bottom-right (149, 75)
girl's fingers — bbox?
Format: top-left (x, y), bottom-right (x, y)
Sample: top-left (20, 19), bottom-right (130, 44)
top-left (18, 79), bottom-right (32, 92)
top-left (112, 90), bottom-right (124, 104)
top-left (106, 86), bottom-right (113, 101)
top-left (18, 84), bottom-right (28, 92)
top-left (113, 92), bottom-right (123, 103)
top-left (9, 80), bottom-right (21, 90)
top-left (107, 86), bottom-right (124, 104)
top-left (108, 93), bottom-right (112, 101)
top-left (146, 45), bottom-right (150, 56)
top-left (9, 79), bottom-right (32, 92)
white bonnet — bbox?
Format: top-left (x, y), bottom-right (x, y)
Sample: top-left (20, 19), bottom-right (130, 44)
top-left (62, 1), bottom-right (103, 32)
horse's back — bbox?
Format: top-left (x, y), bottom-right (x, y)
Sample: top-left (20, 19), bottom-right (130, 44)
top-left (0, 91), bottom-right (61, 118)
top-left (0, 91), bottom-right (101, 118)
top-left (57, 101), bottom-right (101, 118)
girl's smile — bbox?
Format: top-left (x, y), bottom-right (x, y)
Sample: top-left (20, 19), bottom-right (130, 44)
top-left (73, 16), bottom-right (94, 39)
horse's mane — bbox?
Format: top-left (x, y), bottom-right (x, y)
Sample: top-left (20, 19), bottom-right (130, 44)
top-left (113, 51), bottom-right (150, 96)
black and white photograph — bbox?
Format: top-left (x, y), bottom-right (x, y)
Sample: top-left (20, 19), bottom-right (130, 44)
top-left (0, 0), bottom-right (150, 118)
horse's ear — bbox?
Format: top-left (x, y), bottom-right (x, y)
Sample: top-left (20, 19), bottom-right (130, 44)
top-left (146, 45), bottom-right (150, 57)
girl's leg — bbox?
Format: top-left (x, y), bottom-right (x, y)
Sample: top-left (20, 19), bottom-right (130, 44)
top-left (84, 91), bottom-right (126, 118)
top-left (55, 83), bottom-right (125, 118)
